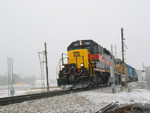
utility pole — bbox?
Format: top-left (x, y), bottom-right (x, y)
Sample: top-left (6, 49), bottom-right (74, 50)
top-left (121, 28), bottom-right (125, 74)
top-left (121, 28), bottom-right (127, 88)
top-left (38, 42), bottom-right (49, 91)
top-left (45, 42), bottom-right (49, 91)
top-left (111, 45), bottom-right (116, 93)
top-left (115, 45), bottom-right (117, 59)
top-left (142, 63), bottom-right (146, 81)
top-left (111, 45), bottom-right (113, 55)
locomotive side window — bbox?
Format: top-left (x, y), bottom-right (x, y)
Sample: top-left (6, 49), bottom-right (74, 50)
top-left (92, 45), bottom-right (98, 54)
top-left (98, 46), bottom-right (102, 54)
top-left (84, 46), bottom-right (92, 53)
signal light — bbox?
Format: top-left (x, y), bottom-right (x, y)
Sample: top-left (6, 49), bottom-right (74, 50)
top-left (78, 69), bottom-right (80, 72)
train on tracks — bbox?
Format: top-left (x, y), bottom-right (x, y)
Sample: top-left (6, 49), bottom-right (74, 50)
top-left (57, 40), bottom-right (138, 89)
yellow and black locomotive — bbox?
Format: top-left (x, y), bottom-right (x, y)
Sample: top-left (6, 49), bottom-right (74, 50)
top-left (57, 40), bottom-right (116, 88)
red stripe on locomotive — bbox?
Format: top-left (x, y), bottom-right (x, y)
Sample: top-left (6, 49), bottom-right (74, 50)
top-left (88, 53), bottom-right (112, 66)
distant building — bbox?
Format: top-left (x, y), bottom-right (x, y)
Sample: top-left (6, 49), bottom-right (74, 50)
top-left (15, 82), bottom-right (29, 86)
top-left (145, 67), bottom-right (150, 91)
top-left (136, 70), bottom-right (143, 82)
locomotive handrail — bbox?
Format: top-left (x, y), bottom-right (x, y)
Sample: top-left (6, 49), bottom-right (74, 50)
top-left (56, 59), bottom-right (61, 79)
top-left (63, 66), bottom-right (83, 75)
top-left (89, 58), bottom-right (95, 76)
top-left (62, 53), bottom-right (69, 65)
top-left (56, 57), bottom-right (69, 79)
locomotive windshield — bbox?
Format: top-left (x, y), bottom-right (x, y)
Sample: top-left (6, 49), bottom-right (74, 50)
top-left (68, 45), bottom-right (92, 53)
top-left (67, 40), bottom-right (103, 54)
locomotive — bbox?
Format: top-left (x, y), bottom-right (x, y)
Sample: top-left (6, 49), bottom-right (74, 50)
top-left (56, 40), bottom-right (138, 89)
top-left (115, 59), bottom-right (138, 82)
top-left (57, 40), bottom-right (116, 88)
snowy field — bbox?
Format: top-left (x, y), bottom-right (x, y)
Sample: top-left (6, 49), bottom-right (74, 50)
top-left (0, 82), bottom-right (150, 113)
top-left (0, 84), bottom-right (61, 98)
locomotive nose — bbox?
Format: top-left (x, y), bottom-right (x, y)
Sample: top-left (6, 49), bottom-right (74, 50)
top-left (68, 49), bottom-right (89, 69)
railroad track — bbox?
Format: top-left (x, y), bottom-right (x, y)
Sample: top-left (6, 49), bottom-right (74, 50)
top-left (0, 86), bottom-right (105, 106)
top-left (0, 90), bottom-right (67, 106)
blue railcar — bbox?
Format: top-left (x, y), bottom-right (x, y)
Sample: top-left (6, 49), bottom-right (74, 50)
top-left (126, 64), bottom-right (136, 77)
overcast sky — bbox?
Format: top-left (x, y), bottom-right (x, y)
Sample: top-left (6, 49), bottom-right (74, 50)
top-left (0, 0), bottom-right (150, 81)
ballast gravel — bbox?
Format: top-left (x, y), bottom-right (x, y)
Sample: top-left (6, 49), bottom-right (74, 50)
top-left (0, 93), bottom-right (101, 113)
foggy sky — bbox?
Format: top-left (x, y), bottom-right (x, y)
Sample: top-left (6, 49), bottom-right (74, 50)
top-left (0, 0), bottom-right (150, 81)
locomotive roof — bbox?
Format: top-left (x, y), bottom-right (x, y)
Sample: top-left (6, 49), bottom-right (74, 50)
top-left (67, 40), bottom-right (99, 50)
top-left (67, 40), bottom-right (112, 56)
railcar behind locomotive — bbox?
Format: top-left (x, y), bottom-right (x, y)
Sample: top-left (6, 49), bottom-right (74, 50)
top-left (57, 40), bottom-right (115, 88)
top-left (115, 59), bottom-right (138, 82)
top-left (126, 64), bottom-right (138, 82)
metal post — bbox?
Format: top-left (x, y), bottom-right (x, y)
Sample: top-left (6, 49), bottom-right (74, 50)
top-left (111, 45), bottom-right (113, 55)
top-left (62, 53), bottom-right (64, 65)
top-left (7, 58), bottom-right (15, 96)
top-left (38, 52), bottom-right (45, 91)
top-left (44, 42), bottom-right (49, 91)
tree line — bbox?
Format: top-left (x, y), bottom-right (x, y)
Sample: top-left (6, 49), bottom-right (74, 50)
top-left (0, 74), bottom-right (36, 86)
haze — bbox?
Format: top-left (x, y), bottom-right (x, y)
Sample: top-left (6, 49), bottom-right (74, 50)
top-left (0, 0), bottom-right (150, 81)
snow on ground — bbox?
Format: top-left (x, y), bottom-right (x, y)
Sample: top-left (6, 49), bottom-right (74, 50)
top-left (80, 87), bottom-right (150, 107)
top-left (0, 85), bottom-right (62, 98)
top-left (0, 82), bottom-right (150, 113)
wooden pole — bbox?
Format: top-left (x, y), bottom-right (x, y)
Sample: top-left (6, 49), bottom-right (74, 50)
top-left (121, 28), bottom-right (127, 88)
top-left (121, 28), bottom-right (125, 74)
top-left (45, 42), bottom-right (49, 91)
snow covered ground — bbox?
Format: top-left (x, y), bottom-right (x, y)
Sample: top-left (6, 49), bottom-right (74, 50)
top-left (0, 82), bottom-right (150, 113)
top-left (0, 84), bottom-right (62, 98)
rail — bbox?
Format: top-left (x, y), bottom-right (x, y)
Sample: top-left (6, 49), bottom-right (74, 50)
top-left (0, 85), bottom-right (107, 106)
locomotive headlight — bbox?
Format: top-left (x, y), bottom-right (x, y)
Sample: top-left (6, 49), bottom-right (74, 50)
top-left (81, 63), bottom-right (84, 67)
top-left (62, 65), bottom-right (65, 69)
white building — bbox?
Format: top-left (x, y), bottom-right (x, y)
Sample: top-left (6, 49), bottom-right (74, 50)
top-left (145, 67), bottom-right (150, 91)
